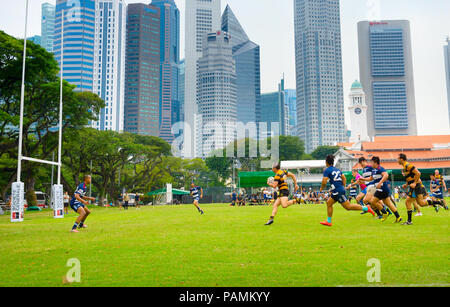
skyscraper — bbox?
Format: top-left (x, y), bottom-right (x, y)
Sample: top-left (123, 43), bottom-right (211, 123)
top-left (91, 0), bottom-right (127, 132)
top-left (284, 89), bottom-right (297, 136)
top-left (221, 5), bottom-right (261, 125)
top-left (42, 2), bottom-right (55, 53)
top-left (444, 37), bottom-right (450, 125)
top-left (197, 31), bottom-right (236, 157)
top-left (54, 0), bottom-right (95, 92)
top-left (28, 35), bottom-right (42, 46)
top-left (124, 3), bottom-right (161, 136)
top-left (293, 0), bottom-right (346, 153)
top-left (358, 20), bottom-right (417, 137)
top-left (151, 0), bottom-right (180, 143)
top-left (184, 0), bottom-right (221, 158)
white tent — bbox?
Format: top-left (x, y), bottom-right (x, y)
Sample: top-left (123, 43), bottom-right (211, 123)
top-left (280, 160), bottom-right (326, 170)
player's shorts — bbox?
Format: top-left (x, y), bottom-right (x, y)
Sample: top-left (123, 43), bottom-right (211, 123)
top-left (432, 193), bottom-right (443, 199)
top-left (374, 188), bottom-right (390, 200)
top-left (407, 184), bottom-right (426, 198)
top-left (350, 192), bottom-right (358, 198)
top-left (70, 201), bottom-right (85, 213)
top-left (193, 196), bottom-right (200, 202)
top-left (64, 201), bottom-right (69, 208)
top-left (331, 189), bottom-right (348, 204)
top-left (278, 189), bottom-right (289, 198)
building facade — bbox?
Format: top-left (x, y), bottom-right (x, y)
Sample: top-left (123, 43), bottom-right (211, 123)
top-left (42, 2), bottom-right (55, 53)
top-left (28, 35), bottom-right (42, 46)
top-left (151, 0), bottom-right (180, 143)
top-left (348, 80), bottom-right (370, 143)
top-left (293, 0), bottom-right (346, 153)
top-left (445, 37), bottom-right (450, 125)
top-left (284, 88), bottom-right (297, 136)
top-left (221, 5), bottom-right (261, 125)
top-left (124, 3), bottom-right (161, 136)
top-left (91, 0), bottom-right (127, 132)
top-left (358, 20), bottom-right (418, 138)
top-left (184, 0), bottom-right (222, 158)
top-left (197, 31), bottom-right (237, 157)
top-left (54, 0), bottom-right (95, 92)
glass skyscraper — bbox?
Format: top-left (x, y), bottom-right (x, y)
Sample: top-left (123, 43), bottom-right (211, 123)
top-left (92, 0), bottom-right (127, 132)
top-left (358, 20), bottom-right (417, 137)
top-left (221, 5), bottom-right (260, 125)
top-left (54, 0), bottom-right (95, 92)
top-left (293, 0), bottom-right (346, 153)
top-left (124, 3), bottom-right (161, 136)
top-left (151, 0), bottom-right (180, 143)
top-left (41, 3), bottom-right (55, 53)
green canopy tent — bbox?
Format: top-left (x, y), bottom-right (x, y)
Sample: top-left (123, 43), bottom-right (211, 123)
top-left (238, 171), bottom-right (274, 188)
top-left (146, 188), bottom-right (190, 196)
top-left (147, 188), bottom-right (190, 205)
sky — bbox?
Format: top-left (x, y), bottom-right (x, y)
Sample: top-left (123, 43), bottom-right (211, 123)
top-left (1, 0), bottom-right (449, 135)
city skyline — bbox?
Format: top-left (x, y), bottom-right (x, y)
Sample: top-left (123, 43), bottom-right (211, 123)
top-left (2, 0), bottom-right (449, 136)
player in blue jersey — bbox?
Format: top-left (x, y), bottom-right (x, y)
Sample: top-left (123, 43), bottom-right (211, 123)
top-left (430, 174), bottom-right (448, 210)
top-left (319, 155), bottom-right (375, 227)
top-left (367, 157), bottom-right (403, 223)
top-left (190, 182), bottom-right (204, 214)
top-left (70, 175), bottom-right (96, 233)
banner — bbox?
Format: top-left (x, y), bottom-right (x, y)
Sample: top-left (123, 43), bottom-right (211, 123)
top-left (11, 182), bottom-right (24, 222)
top-left (52, 184), bottom-right (64, 219)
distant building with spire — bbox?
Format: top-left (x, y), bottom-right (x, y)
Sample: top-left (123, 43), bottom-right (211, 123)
top-left (348, 80), bottom-right (370, 145)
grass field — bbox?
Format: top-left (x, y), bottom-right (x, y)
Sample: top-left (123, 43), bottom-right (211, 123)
top-left (0, 201), bottom-right (449, 287)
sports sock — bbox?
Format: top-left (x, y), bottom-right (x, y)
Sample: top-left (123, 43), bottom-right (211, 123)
top-left (393, 211), bottom-right (400, 218)
top-left (79, 222), bottom-right (84, 228)
top-left (407, 210), bottom-right (413, 223)
top-left (72, 223), bottom-right (78, 230)
top-left (381, 208), bottom-right (387, 214)
top-left (359, 200), bottom-right (365, 207)
top-left (327, 217), bottom-right (332, 224)
top-left (270, 216), bottom-right (274, 220)
top-left (374, 209), bottom-right (381, 216)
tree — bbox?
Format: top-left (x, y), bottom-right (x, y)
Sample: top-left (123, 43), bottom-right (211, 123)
top-left (0, 31), bottom-right (104, 198)
top-left (311, 145), bottom-right (340, 160)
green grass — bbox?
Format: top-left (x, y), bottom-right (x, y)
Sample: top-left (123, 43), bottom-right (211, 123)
top-left (0, 201), bottom-right (449, 287)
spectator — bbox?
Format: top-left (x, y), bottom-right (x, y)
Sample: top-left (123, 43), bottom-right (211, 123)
top-left (63, 192), bottom-right (70, 215)
top-left (123, 192), bottom-right (130, 210)
top-left (230, 190), bottom-right (237, 206)
top-left (135, 193), bottom-right (141, 210)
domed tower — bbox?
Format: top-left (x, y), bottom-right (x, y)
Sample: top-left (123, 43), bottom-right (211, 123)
top-left (348, 80), bottom-right (370, 143)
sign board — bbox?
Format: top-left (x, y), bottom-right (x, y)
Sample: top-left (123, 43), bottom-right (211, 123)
top-left (52, 184), bottom-right (64, 219)
top-left (11, 182), bottom-right (24, 222)
top-left (166, 183), bottom-right (173, 204)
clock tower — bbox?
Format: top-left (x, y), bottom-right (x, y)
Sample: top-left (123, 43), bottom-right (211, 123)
top-left (348, 80), bottom-right (370, 143)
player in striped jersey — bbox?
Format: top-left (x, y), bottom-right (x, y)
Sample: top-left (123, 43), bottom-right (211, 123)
top-left (430, 174), bottom-right (448, 210)
top-left (397, 154), bottom-right (442, 225)
top-left (190, 183), bottom-right (204, 215)
top-left (264, 162), bottom-right (300, 226)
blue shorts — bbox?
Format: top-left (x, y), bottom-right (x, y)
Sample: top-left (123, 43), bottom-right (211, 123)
top-left (432, 193), bottom-right (443, 199)
top-left (331, 190), bottom-right (348, 204)
top-left (70, 201), bottom-right (85, 213)
top-left (193, 197), bottom-right (200, 202)
top-left (361, 187), bottom-right (368, 195)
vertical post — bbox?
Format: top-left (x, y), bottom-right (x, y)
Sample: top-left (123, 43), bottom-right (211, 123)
top-left (89, 160), bottom-right (92, 198)
top-left (17, 0), bottom-right (29, 183)
top-left (12, 0), bottom-right (29, 223)
top-left (57, 9), bottom-right (64, 185)
top-left (53, 8), bottom-right (64, 219)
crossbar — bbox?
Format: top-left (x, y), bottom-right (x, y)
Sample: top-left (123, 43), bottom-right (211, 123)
top-left (21, 156), bottom-right (61, 167)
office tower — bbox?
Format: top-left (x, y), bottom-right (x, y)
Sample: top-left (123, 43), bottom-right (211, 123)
top-left (178, 59), bottom-right (185, 126)
top-left (358, 20), bottom-right (417, 137)
top-left (445, 37), bottom-right (450, 125)
top-left (259, 78), bottom-right (289, 139)
top-left (28, 35), bottom-right (41, 46)
top-left (42, 3), bottom-right (55, 53)
top-left (124, 3), bottom-right (161, 136)
top-left (151, 0), bottom-right (180, 143)
top-left (221, 5), bottom-right (261, 125)
top-left (54, 0), bottom-right (95, 92)
top-left (197, 31), bottom-right (236, 157)
top-left (91, 0), bottom-right (127, 132)
top-left (293, 0), bottom-right (346, 153)
top-left (348, 80), bottom-right (370, 143)
top-left (284, 89), bottom-right (297, 136)
top-left (184, 0), bottom-right (221, 158)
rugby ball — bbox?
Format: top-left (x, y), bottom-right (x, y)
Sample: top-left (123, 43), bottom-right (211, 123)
top-left (267, 177), bottom-right (275, 185)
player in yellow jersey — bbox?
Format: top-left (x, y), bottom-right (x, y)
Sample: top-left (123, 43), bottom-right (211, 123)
top-left (264, 162), bottom-right (300, 225)
top-left (397, 154), bottom-right (442, 225)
